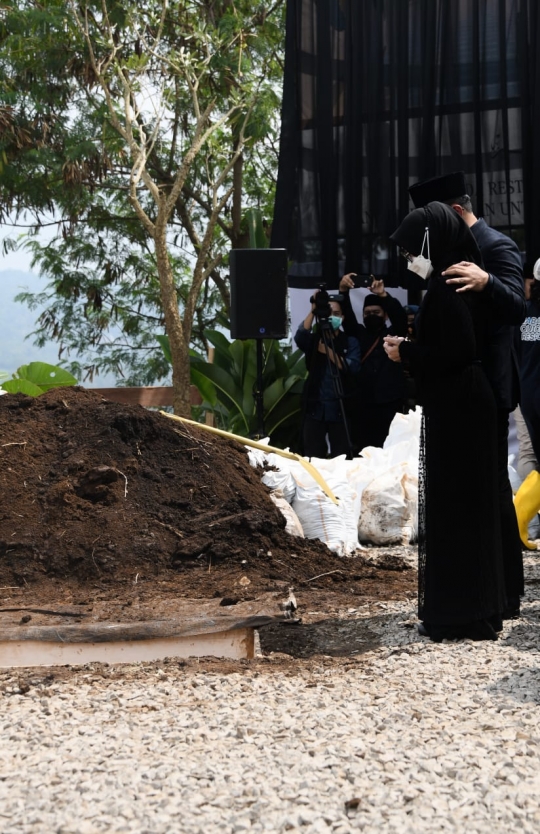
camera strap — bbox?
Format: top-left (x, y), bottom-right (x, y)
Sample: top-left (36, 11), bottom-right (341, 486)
top-left (361, 336), bottom-right (381, 364)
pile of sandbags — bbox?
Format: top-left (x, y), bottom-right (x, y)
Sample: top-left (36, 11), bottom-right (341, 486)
top-left (248, 408), bottom-right (421, 554)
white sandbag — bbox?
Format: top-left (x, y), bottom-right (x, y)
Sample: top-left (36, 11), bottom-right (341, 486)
top-left (402, 471), bottom-right (419, 543)
top-left (339, 457), bottom-right (375, 525)
top-left (270, 490), bottom-right (304, 537)
top-left (247, 447), bottom-right (268, 468)
top-left (384, 407), bottom-right (422, 449)
top-left (292, 483), bottom-right (348, 554)
top-left (290, 459), bottom-right (359, 555)
top-left (261, 453), bottom-right (297, 503)
top-left (358, 464), bottom-right (415, 545)
top-left (311, 456), bottom-right (360, 552)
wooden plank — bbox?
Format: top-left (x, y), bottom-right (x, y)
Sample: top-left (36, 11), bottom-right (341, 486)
top-left (0, 614), bottom-right (279, 644)
top-left (0, 629), bottom-right (255, 666)
top-left (93, 386), bottom-right (202, 407)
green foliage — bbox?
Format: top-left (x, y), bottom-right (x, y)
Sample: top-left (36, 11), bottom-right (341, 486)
top-left (157, 331), bottom-right (306, 449)
top-left (1, 362), bottom-right (78, 396)
top-left (245, 208), bottom-right (269, 249)
top-left (0, 0), bottom-right (286, 385)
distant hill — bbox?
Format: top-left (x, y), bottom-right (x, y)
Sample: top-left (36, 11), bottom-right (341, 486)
top-left (0, 269), bottom-right (117, 387)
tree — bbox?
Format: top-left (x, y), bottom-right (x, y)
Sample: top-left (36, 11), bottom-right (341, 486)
top-left (0, 0), bottom-right (285, 414)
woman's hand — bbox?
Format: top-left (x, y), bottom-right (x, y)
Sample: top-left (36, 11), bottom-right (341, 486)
top-left (383, 335), bottom-right (405, 362)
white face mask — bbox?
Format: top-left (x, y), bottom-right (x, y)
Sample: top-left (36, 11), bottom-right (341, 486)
top-left (407, 227), bottom-right (433, 280)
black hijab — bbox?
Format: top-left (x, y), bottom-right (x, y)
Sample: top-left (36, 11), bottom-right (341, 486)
top-left (390, 201), bottom-right (483, 275)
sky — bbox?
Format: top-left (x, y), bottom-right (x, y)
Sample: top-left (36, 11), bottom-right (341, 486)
top-left (0, 236), bottom-right (118, 387)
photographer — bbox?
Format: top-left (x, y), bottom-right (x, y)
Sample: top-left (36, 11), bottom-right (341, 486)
top-left (338, 274), bottom-right (408, 451)
top-left (295, 291), bottom-right (360, 458)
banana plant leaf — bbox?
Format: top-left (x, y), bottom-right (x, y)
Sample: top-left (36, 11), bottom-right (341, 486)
top-left (14, 362), bottom-right (77, 391)
top-left (191, 362), bottom-right (250, 433)
top-left (190, 367), bottom-right (218, 407)
top-left (2, 378), bottom-right (45, 396)
top-left (155, 335), bottom-right (172, 365)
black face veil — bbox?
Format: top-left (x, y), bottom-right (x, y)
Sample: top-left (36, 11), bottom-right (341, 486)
top-left (390, 201), bottom-right (483, 275)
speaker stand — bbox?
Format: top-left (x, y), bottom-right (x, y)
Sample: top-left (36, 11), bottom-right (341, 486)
top-left (253, 339), bottom-right (265, 439)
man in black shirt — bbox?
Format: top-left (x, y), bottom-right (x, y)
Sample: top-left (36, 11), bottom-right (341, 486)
top-left (338, 275), bottom-right (408, 451)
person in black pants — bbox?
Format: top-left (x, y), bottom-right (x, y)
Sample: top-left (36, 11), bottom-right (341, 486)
top-left (294, 293), bottom-right (360, 458)
top-left (338, 275), bottom-right (408, 452)
top-left (409, 171), bottom-right (526, 618)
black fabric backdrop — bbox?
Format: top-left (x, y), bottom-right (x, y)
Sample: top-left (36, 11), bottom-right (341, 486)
top-left (272, 0), bottom-right (540, 290)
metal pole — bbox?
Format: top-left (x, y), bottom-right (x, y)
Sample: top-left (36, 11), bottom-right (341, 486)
top-left (254, 339), bottom-right (265, 438)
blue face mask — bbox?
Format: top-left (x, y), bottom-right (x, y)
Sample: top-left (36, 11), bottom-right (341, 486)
top-left (329, 315), bottom-right (343, 331)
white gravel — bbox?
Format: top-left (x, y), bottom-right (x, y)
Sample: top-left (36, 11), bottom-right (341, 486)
top-left (2, 555), bottom-right (540, 833)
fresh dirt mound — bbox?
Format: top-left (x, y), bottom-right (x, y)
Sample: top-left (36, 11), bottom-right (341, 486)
top-left (0, 388), bottom-right (415, 607)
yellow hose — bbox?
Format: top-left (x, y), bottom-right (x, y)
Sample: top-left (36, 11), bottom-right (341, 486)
top-left (160, 412), bottom-right (339, 504)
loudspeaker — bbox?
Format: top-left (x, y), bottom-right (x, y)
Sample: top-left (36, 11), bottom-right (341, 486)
top-left (229, 249), bottom-right (288, 340)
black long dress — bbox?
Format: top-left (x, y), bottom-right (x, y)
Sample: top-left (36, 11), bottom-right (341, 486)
top-left (390, 202), bottom-right (506, 637)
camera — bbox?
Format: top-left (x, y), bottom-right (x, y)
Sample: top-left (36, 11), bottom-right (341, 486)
top-left (310, 282), bottom-right (332, 319)
top-left (356, 274), bottom-right (375, 288)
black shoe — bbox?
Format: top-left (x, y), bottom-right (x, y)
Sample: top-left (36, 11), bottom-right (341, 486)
top-left (502, 596), bottom-right (520, 620)
top-left (420, 622), bottom-right (456, 642)
top-left (464, 619), bottom-right (498, 641)
top-left (420, 620), bottom-right (498, 643)
top-left (488, 614), bottom-right (503, 633)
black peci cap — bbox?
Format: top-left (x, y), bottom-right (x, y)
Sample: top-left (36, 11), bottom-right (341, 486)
top-left (409, 171), bottom-right (467, 208)
top-left (363, 294), bottom-right (387, 310)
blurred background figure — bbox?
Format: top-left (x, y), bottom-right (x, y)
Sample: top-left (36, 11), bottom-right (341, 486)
top-left (403, 304), bottom-right (420, 410)
top-left (403, 305), bottom-right (420, 341)
top-left (339, 274), bottom-right (408, 453)
top-left (295, 290), bottom-right (360, 458)
top-left (514, 260), bottom-right (540, 548)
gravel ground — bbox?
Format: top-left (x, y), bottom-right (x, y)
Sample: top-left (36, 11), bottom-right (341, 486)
top-left (2, 555), bottom-right (540, 833)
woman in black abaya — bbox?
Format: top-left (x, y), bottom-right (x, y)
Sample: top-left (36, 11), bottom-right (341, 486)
top-left (384, 202), bottom-right (506, 642)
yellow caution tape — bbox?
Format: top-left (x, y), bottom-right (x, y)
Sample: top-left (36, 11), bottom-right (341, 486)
top-left (160, 412), bottom-right (339, 504)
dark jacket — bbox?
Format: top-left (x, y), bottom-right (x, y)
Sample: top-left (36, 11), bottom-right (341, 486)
top-left (341, 291), bottom-right (408, 405)
top-left (470, 218), bottom-right (526, 411)
top-left (294, 324), bottom-right (361, 421)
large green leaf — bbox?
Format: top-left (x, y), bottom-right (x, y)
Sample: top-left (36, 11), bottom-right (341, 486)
top-left (266, 397), bottom-right (303, 438)
top-left (15, 362), bottom-right (77, 391)
top-left (287, 350), bottom-right (307, 377)
top-left (156, 334), bottom-right (172, 365)
top-left (2, 378), bottom-right (45, 396)
top-left (229, 339), bottom-right (248, 386)
top-left (192, 363), bottom-right (249, 433)
top-left (263, 341), bottom-right (290, 381)
top-left (242, 368), bottom-right (257, 418)
top-left (205, 330), bottom-right (237, 370)
top-left (190, 367), bottom-right (218, 407)
top-left (263, 375), bottom-right (300, 416)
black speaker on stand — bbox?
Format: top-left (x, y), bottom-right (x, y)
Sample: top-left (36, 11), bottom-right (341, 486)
top-left (229, 249), bottom-right (289, 437)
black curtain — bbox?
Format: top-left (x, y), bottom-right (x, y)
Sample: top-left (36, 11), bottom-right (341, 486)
top-left (272, 0), bottom-right (540, 289)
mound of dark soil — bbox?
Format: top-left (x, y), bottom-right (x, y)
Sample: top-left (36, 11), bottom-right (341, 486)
top-left (0, 388), bottom-right (415, 608)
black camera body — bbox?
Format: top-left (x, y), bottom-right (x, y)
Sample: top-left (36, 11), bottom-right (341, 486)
top-left (310, 283), bottom-right (332, 319)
